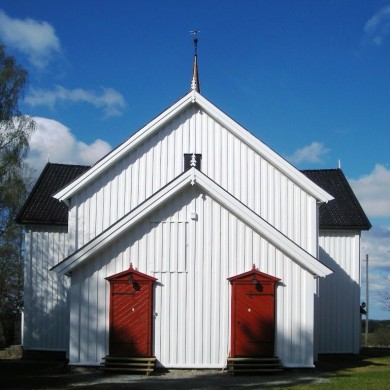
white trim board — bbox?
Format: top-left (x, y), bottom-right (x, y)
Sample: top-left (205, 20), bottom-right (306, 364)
top-left (52, 168), bottom-right (332, 278)
top-left (54, 91), bottom-right (333, 204)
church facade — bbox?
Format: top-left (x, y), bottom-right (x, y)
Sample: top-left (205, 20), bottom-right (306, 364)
top-left (17, 57), bottom-right (370, 368)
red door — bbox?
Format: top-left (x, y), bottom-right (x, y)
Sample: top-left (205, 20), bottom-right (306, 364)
top-left (106, 265), bottom-right (157, 357)
top-left (229, 266), bottom-right (280, 357)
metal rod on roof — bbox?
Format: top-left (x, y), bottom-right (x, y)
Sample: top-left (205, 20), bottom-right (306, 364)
top-left (190, 30), bottom-right (200, 93)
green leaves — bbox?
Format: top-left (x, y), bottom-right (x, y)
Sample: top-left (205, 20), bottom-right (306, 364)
top-left (0, 44), bottom-right (28, 121)
top-left (0, 43), bottom-right (35, 346)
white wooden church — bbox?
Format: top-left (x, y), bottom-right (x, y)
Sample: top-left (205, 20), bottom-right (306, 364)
top-left (17, 51), bottom-right (370, 371)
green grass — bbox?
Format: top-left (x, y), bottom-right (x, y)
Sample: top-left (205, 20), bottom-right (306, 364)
top-left (289, 355), bottom-right (390, 390)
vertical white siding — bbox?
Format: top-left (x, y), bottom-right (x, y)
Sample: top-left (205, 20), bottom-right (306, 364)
top-left (316, 230), bottom-right (361, 354)
top-left (69, 107), bottom-right (318, 257)
top-left (23, 226), bottom-right (70, 352)
top-left (69, 188), bottom-right (316, 367)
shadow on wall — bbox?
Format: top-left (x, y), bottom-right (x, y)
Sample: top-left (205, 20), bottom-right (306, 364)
top-left (23, 275), bottom-right (69, 355)
top-left (22, 227), bottom-right (72, 356)
top-left (315, 246), bottom-right (361, 353)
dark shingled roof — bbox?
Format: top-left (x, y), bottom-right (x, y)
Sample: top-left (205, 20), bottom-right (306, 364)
top-left (16, 163), bottom-right (90, 225)
top-left (17, 164), bottom-right (371, 231)
top-left (301, 169), bottom-right (371, 230)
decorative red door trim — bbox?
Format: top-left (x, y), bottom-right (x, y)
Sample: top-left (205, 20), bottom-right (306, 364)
top-left (106, 264), bottom-right (157, 357)
top-left (228, 265), bottom-right (280, 357)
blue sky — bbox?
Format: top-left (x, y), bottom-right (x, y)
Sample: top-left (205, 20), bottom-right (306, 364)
top-left (1, 0), bottom-right (389, 320)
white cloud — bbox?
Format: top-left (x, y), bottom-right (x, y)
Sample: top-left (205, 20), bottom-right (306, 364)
top-left (26, 86), bottom-right (126, 117)
top-left (364, 4), bottom-right (390, 46)
top-left (25, 117), bottom-right (112, 174)
top-left (361, 227), bottom-right (390, 318)
top-left (0, 9), bottom-right (61, 69)
top-left (349, 164), bottom-right (390, 218)
top-left (351, 165), bottom-right (390, 318)
top-left (361, 227), bottom-right (390, 268)
top-left (287, 142), bottom-right (329, 165)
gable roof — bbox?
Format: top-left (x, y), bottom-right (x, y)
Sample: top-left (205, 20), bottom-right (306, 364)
top-left (18, 163), bottom-right (368, 232)
top-left (53, 91), bottom-right (333, 205)
top-left (301, 169), bottom-right (371, 230)
top-left (16, 163), bottom-right (90, 225)
top-left (52, 168), bottom-right (332, 278)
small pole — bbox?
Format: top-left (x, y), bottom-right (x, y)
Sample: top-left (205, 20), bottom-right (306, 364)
top-left (365, 254), bottom-right (369, 347)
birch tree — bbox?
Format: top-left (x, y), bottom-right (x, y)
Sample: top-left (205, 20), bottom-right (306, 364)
top-left (0, 43), bottom-right (35, 346)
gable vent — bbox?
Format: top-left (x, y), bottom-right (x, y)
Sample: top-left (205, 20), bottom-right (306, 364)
top-left (184, 153), bottom-right (202, 171)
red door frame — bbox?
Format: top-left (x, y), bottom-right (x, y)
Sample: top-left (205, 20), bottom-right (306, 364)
top-left (106, 264), bottom-right (157, 357)
top-left (228, 265), bottom-right (280, 357)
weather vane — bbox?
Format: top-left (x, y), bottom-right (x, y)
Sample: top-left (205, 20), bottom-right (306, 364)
top-left (189, 30), bottom-right (200, 93)
top-left (189, 30), bottom-right (200, 55)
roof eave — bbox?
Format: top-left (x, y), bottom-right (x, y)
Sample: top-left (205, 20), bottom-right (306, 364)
top-left (53, 92), bottom-right (196, 202)
top-left (52, 170), bottom-right (193, 275)
top-left (319, 225), bottom-right (372, 231)
top-left (53, 168), bottom-right (332, 278)
top-left (194, 170), bottom-right (332, 277)
top-left (193, 94), bottom-right (334, 204)
top-left (54, 91), bottom-right (333, 205)
top-left (17, 220), bottom-right (68, 226)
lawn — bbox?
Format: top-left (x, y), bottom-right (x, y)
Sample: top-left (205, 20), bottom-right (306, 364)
top-left (0, 350), bottom-right (389, 389)
top-left (290, 354), bottom-right (390, 390)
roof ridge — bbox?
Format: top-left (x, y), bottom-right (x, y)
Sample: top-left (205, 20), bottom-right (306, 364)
top-left (301, 168), bottom-right (340, 172)
top-left (47, 162), bottom-right (91, 168)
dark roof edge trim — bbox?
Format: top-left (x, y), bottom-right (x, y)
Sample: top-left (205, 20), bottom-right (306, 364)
top-left (17, 220), bottom-right (68, 227)
top-left (319, 225), bottom-right (371, 231)
top-left (15, 163), bottom-right (52, 224)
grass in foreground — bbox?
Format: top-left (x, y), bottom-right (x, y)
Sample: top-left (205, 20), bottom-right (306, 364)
top-left (289, 355), bottom-right (390, 390)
